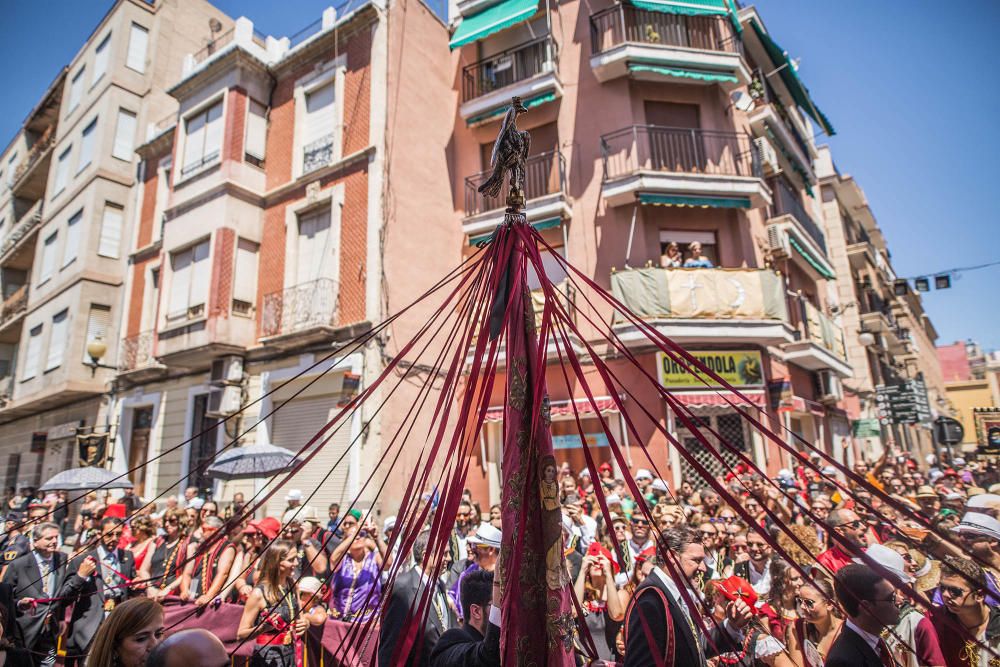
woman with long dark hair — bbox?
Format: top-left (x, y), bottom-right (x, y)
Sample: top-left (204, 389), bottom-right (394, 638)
top-left (761, 559), bottom-right (803, 640)
top-left (784, 576), bottom-right (842, 667)
top-left (237, 539), bottom-right (307, 667)
top-left (146, 508), bottom-right (188, 600)
top-left (85, 597), bottom-right (164, 667)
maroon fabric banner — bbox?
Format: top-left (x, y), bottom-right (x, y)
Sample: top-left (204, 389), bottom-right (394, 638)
top-left (496, 219), bottom-right (575, 666)
top-left (162, 600), bottom-right (373, 665)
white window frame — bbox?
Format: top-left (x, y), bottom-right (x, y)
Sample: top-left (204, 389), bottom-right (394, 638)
top-left (68, 67), bottom-right (86, 113)
top-left (93, 33), bottom-right (111, 86)
top-left (54, 146), bottom-right (71, 195)
top-left (232, 238), bottom-right (259, 315)
top-left (292, 57), bottom-right (346, 180)
top-left (282, 184), bottom-right (344, 291)
top-left (112, 108), bottom-right (137, 161)
top-left (178, 95), bottom-right (224, 181)
top-left (126, 23), bottom-right (149, 73)
top-left (98, 202), bottom-right (124, 259)
top-left (165, 238), bottom-right (211, 324)
top-left (22, 325), bottom-right (43, 381)
top-left (45, 309), bottom-right (69, 372)
top-left (244, 99), bottom-right (267, 167)
top-left (39, 232), bottom-right (58, 284)
top-left (77, 117), bottom-right (98, 174)
top-left (62, 209), bottom-right (83, 268)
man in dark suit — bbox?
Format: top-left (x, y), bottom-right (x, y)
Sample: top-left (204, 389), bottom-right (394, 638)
top-left (429, 569), bottom-right (500, 667)
top-left (2, 522), bottom-right (66, 666)
top-left (59, 517), bottom-right (136, 665)
top-left (826, 563), bottom-right (902, 667)
top-left (623, 525), bottom-right (751, 667)
top-left (379, 530), bottom-right (456, 667)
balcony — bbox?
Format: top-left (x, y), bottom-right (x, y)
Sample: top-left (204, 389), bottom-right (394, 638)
top-left (589, 7), bottom-right (749, 88)
top-left (460, 37), bottom-right (562, 125)
top-left (765, 177), bottom-right (833, 279)
top-left (0, 285), bottom-right (28, 341)
top-left (783, 299), bottom-right (851, 376)
top-left (600, 125), bottom-right (770, 208)
top-left (747, 72), bottom-right (815, 176)
top-left (609, 267), bottom-right (794, 346)
top-left (846, 241), bottom-right (877, 273)
top-left (462, 150), bottom-right (571, 238)
top-left (857, 288), bottom-right (907, 354)
top-left (260, 278), bottom-right (360, 349)
top-left (0, 202), bottom-right (43, 270)
top-left (118, 331), bottom-right (166, 382)
top-left (10, 128), bottom-right (56, 202)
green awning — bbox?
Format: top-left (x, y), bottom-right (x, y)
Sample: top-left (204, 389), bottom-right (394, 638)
top-left (638, 193), bottom-right (750, 208)
top-left (749, 19), bottom-right (834, 136)
top-left (788, 235), bottom-right (835, 279)
top-left (628, 0), bottom-right (741, 32)
top-left (466, 91), bottom-right (556, 125)
top-left (449, 0), bottom-right (539, 49)
top-left (628, 64), bottom-right (737, 84)
top-left (468, 216), bottom-right (562, 245)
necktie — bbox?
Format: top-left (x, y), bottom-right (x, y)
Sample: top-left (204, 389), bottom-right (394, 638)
top-left (877, 639), bottom-right (896, 667)
top-left (39, 558), bottom-right (50, 595)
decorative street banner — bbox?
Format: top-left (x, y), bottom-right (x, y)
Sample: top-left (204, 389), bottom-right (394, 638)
top-left (875, 379), bottom-right (932, 425)
top-left (975, 407), bottom-right (1000, 456)
top-left (657, 350), bottom-right (765, 388)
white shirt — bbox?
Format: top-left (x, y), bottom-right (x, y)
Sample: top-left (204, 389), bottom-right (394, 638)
top-left (32, 550), bottom-right (54, 594)
top-left (627, 537), bottom-right (654, 562)
top-left (748, 559), bottom-right (771, 596)
top-left (845, 619), bottom-right (881, 653)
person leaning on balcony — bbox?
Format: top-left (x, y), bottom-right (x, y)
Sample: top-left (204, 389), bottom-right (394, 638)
top-left (683, 242), bottom-right (714, 268)
top-left (659, 242), bottom-right (682, 268)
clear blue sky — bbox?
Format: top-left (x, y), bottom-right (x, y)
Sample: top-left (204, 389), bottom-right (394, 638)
top-left (2, 1), bottom-right (998, 349)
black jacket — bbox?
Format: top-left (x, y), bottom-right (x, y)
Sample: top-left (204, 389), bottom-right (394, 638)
top-left (59, 547), bottom-right (136, 651)
top-left (1, 550), bottom-right (67, 650)
top-left (429, 621), bottom-right (500, 667)
top-left (623, 569), bottom-right (736, 667)
top-left (824, 625), bottom-right (885, 667)
top-left (378, 567), bottom-right (456, 667)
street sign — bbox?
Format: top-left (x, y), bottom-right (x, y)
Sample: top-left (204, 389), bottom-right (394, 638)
top-left (934, 416), bottom-right (964, 446)
top-left (875, 380), bottom-right (932, 425)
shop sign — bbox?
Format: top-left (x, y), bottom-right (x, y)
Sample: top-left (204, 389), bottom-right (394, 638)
top-left (657, 350), bottom-right (764, 389)
top-left (552, 432), bottom-right (610, 450)
top-left (852, 419), bottom-right (881, 438)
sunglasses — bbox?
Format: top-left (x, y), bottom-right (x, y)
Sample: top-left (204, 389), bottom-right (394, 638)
top-left (700, 531), bottom-right (717, 538)
top-left (632, 519), bottom-right (649, 526)
top-left (794, 597), bottom-right (817, 610)
top-left (833, 520), bottom-right (864, 530)
top-left (939, 584), bottom-right (971, 598)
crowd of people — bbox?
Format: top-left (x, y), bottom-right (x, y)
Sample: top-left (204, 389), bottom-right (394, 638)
top-left (0, 445), bottom-right (997, 666)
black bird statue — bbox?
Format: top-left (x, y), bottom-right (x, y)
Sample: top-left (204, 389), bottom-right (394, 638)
top-left (477, 96), bottom-right (531, 208)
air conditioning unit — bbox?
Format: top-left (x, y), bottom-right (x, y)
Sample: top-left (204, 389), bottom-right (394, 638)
top-left (767, 225), bottom-right (790, 257)
top-left (754, 136), bottom-right (780, 175)
top-left (206, 385), bottom-right (242, 417)
top-left (815, 370), bottom-right (843, 404)
top-left (210, 355), bottom-right (244, 386)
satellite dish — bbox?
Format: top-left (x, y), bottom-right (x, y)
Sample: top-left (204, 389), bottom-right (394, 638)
top-left (730, 90), bottom-right (755, 113)
top-left (209, 18), bottom-right (223, 34)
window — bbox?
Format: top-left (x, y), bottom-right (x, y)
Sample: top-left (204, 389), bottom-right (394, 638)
top-left (62, 210), bottom-right (83, 268)
top-left (82, 304), bottom-right (112, 364)
top-left (181, 101), bottom-right (223, 176)
top-left (22, 325), bottom-right (42, 380)
top-left (526, 245), bottom-right (568, 290)
top-left (244, 99), bottom-right (267, 167)
top-left (54, 147), bottom-right (71, 194)
top-left (232, 238), bottom-right (259, 315)
top-left (5, 152), bottom-right (16, 189)
top-left (167, 240), bottom-right (210, 321)
top-left (39, 232), bottom-right (58, 283)
top-left (78, 118), bottom-right (98, 172)
top-left (296, 208), bottom-right (332, 285)
top-left (127, 23), bottom-right (148, 73)
top-left (68, 68), bottom-right (85, 112)
top-left (112, 109), bottom-right (137, 161)
top-left (302, 80), bottom-right (336, 173)
top-left (45, 310), bottom-right (69, 371)
top-left (93, 34), bottom-right (111, 84)
top-left (98, 203), bottom-right (124, 258)
top-left (659, 230), bottom-right (719, 266)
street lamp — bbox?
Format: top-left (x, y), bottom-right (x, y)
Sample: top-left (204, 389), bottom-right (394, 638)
top-left (85, 338), bottom-right (117, 377)
top-left (858, 330), bottom-right (876, 347)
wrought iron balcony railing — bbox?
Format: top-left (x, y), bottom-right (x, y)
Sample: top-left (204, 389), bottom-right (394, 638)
top-left (303, 134), bottom-right (336, 174)
top-left (590, 5), bottom-right (742, 56)
top-left (792, 299), bottom-right (847, 362)
top-left (261, 278), bottom-right (338, 338)
top-left (0, 285), bottom-right (28, 332)
top-left (601, 125), bottom-right (759, 180)
top-left (0, 202), bottom-right (43, 262)
top-left (749, 70), bottom-right (811, 159)
top-left (120, 331), bottom-right (157, 372)
top-left (769, 177), bottom-right (826, 255)
top-left (461, 36), bottom-right (557, 103)
top-left (463, 150), bottom-right (567, 217)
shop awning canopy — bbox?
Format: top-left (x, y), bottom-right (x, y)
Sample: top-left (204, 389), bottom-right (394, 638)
top-left (484, 396), bottom-right (620, 422)
top-left (628, 0), bottom-right (741, 32)
top-left (669, 390), bottom-right (766, 408)
top-left (449, 0), bottom-right (539, 50)
top-left (628, 64), bottom-right (738, 85)
top-left (638, 193), bottom-right (751, 209)
top-left (788, 235), bottom-right (835, 280)
top-left (749, 19), bottom-right (834, 136)
top-left (466, 91), bottom-right (556, 125)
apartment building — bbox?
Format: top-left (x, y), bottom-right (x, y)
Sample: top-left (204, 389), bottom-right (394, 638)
top-left (447, 0), bottom-right (857, 496)
top-left (0, 0), bottom-right (232, 494)
top-left (937, 340), bottom-right (1000, 452)
top-left (817, 146), bottom-right (945, 463)
top-left (119, 0), bottom-right (459, 512)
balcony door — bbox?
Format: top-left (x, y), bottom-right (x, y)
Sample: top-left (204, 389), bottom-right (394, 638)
top-left (644, 102), bottom-right (701, 172)
top-left (127, 406), bottom-right (153, 498)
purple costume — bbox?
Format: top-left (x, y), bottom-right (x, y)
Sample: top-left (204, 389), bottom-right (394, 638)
top-left (329, 551), bottom-right (381, 622)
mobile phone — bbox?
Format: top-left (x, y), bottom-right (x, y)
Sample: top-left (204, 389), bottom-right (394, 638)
top-left (359, 530), bottom-right (369, 538)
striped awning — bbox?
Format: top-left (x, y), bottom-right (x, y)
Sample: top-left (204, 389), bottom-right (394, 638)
top-left (788, 235), bottom-right (835, 280)
top-left (484, 396), bottom-right (620, 422)
top-left (449, 0), bottom-right (539, 49)
top-left (466, 91), bottom-right (556, 126)
top-left (628, 0), bottom-right (741, 32)
top-left (670, 390), bottom-right (766, 408)
top-left (638, 193), bottom-right (751, 209)
top-left (628, 64), bottom-right (738, 85)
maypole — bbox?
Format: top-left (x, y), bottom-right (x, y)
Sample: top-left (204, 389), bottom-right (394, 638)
top-left (482, 96), bottom-right (576, 666)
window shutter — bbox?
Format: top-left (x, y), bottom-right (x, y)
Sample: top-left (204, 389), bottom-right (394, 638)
top-left (182, 112), bottom-right (206, 171)
top-left (78, 118), bottom-right (98, 171)
top-left (203, 102), bottom-right (224, 163)
top-left (304, 81), bottom-right (336, 146)
top-left (98, 204), bottom-right (123, 259)
top-left (63, 210), bottom-right (82, 267)
top-left (23, 326), bottom-right (42, 379)
top-left (296, 208), bottom-right (331, 286)
top-left (94, 34), bottom-right (111, 83)
top-left (127, 23), bottom-right (148, 73)
top-left (232, 238), bottom-right (259, 305)
top-left (40, 233), bottom-right (57, 282)
top-left (82, 304), bottom-right (112, 364)
top-left (113, 109), bottom-right (137, 161)
top-left (190, 240), bottom-right (211, 310)
top-left (245, 100), bottom-right (267, 161)
top-left (55, 148), bottom-right (71, 193)
top-left (45, 310), bottom-right (69, 371)
top-left (69, 68), bottom-right (85, 111)
top-left (168, 248), bottom-right (192, 318)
